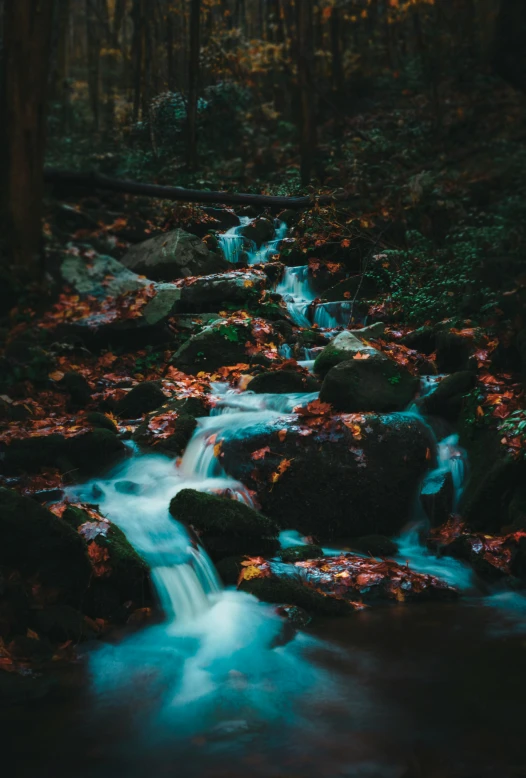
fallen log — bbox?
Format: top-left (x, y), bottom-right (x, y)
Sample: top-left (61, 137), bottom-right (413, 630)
top-left (43, 168), bottom-right (355, 210)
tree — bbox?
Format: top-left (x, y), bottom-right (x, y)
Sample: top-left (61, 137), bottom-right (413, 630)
top-left (187, 0), bottom-right (201, 170)
top-left (493, 0), bottom-right (526, 93)
top-left (296, 0), bottom-right (316, 186)
top-left (0, 0), bottom-right (55, 283)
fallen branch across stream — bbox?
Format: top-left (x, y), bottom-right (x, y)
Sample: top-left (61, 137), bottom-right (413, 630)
top-left (43, 169), bottom-right (356, 210)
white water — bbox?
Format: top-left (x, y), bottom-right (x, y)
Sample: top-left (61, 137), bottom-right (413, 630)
top-left (218, 217), bottom-right (287, 265)
top-left (276, 265), bottom-right (316, 327)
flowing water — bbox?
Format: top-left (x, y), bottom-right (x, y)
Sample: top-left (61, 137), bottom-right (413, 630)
top-left (5, 218), bottom-right (526, 777)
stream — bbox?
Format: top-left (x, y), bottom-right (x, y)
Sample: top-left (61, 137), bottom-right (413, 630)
top-left (3, 218), bottom-right (526, 778)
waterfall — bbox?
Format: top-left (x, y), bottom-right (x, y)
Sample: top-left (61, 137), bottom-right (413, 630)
top-left (218, 217), bottom-right (286, 265)
top-left (276, 265), bottom-right (315, 327)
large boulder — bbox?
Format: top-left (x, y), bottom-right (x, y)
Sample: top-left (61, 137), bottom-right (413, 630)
top-left (169, 488), bottom-right (280, 561)
top-left (314, 330), bottom-right (383, 378)
top-left (219, 411), bottom-right (432, 538)
top-left (420, 371), bottom-right (476, 421)
top-left (0, 489), bottom-right (92, 604)
top-left (320, 356), bottom-right (418, 412)
top-left (120, 229), bottom-right (229, 281)
top-left (61, 254), bottom-right (148, 298)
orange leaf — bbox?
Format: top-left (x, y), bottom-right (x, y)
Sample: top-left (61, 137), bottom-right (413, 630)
top-left (251, 446), bottom-right (270, 461)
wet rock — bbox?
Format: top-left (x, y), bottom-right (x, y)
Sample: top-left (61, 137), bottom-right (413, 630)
top-left (85, 411), bottom-right (118, 433)
top-left (280, 544), bottom-right (324, 563)
top-left (178, 270), bottom-right (265, 312)
top-left (8, 635), bottom-right (53, 662)
top-left (0, 489), bottom-right (92, 604)
top-left (400, 325), bottom-right (436, 353)
top-left (240, 573), bottom-right (352, 615)
top-left (202, 207), bottom-right (240, 231)
top-left (420, 470), bottom-right (455, 527)
top-left (61, 254), bottom-right (148, 298)
top-left (220, 412), bottom-right (432, 539)
top-left (170, 489), bottom-right (280, 562)
top-left (320, 356), bottom-right (418, 412)
top-left (3, 429), bottom-right (126, 477)
top-left (133, 394), bottom-right (209, 453)
top-left (350, 535), bottom-right (399, 557)
top-left (239, 217), bottom-right (274, 248)
top-left (248, 370), bottom-right (320, 395)
top-left (141, 284), bottom-right (181, 325)
top-left (34, 605), bottom-right (96, 643)
top-left (171, 318), bottom-right (253, 374)
top-left (275, 604), bottom-right (312, 628)
top-left (435, 330), bottom-right (479, 373)
top-left (0, 669), bottom-right (56, 703)
top-left (215, 555), bottom-right (245, 586)
top-left (58, 371), bottom-right (92, 408)
top-left (115, 381), bottom-right (167, 418)
top-left (420, 371), bottom-right (476, 421)
top-left (314, 330), bottom-right (383, 378)
top-left (120, 229), bottom-right (228, 281)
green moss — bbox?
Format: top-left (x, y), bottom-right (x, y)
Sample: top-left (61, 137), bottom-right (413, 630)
top-left (170, 488), bottom-right (279, 538)
top-left (313, 345), bottom-right (341, 378)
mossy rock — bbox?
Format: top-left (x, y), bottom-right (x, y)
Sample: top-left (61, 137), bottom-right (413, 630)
top-left (115, 381), bottom-right (167, 419)
top-left (280, 545), bottom-right (324, 563)
top-left (215, 555), bottom-right (245, 586)
top-left (171, 319), bottom-right (253, 374)
top-left (133, 396), bottom-right (209, 455)
top-left (3, 434), bottom-right (68, 474)
top-left (314, 330), bottom-right (380, 378)
top-left (0, 488), bottom-right (91, 604)
top-left (420, 371), bottom-right (476, 421)
top-left (248, 370), bottom-right (320, 395)
top-left (57, 371), bottom-right (92, 408)
top-left (239, 217), bottom-right (274, 248)
top-left (66, 429), bottom-right (127, 476)
top-left (86, 411), bottom-right (118, 433)
top-left (171, 488), bottom-right (279, 537)
top-left (240, 574), bottom-right (351, 616)
top-left (320, 357), bottom-right (418, 412)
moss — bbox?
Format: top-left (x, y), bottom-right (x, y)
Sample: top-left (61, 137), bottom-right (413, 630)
top-left (3, 434), bottom-right (69, 474)
top-left (313, 345), bottom-right (341, 378)
top-left (66, 429), bottom-right (126, 476)
top-left (86, 411), bottom-right (118, 433)
top-left (240, 574), bottom-right (351, 616)
top-left (215, 555), bottom-right (245, 585)
top-left (320, 357), bottom-right (418, 412)
top-left (280, 545), bottom-right (324, 563)
top-left (0, 488), bottom-right (91, 603)
top-left (170, 488), bottom-right (279, 537)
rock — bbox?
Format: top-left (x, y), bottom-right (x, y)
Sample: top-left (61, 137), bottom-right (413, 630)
top-left (240, 574), bottom-right (351, 616)
top-left (178, 270), bottom-right (266, 312)
top-left (314, 330), bottom-right (382, 378)
top-left (141, 284), bottom-right (181, 325)
top-left (115, 381), bottom-right (167, 418)
top-left (278, 209), bottom-right (299, 227)
top-left (351, 322), bottom-right (386, 340)
top-left (248, 370), bottom-right (320, 394)
top-left (215, 556), bottom-right (245, 586)
top-left (171, 318), bottom-right (254, 374)
top-left (239, 217), bottom-right (275, 248)
top-left (202, 207), bottom-right (240, 231)
top-left (61, 254), bottom-right (148, 298)
top-left (321, 275), bottom-right (380, 302)
top-left (34, 604), bottom-right (95, 643)
top-left (420, 371), bottom-right (476, 420)
top-left (58, 371), bottom-right (92, 408)
top-left (0, 489), bottom-right (92, 603)
top-left (280, 545), bottom-right (324, 563)
top-left (120, 229), bottom-right (229, 281)
top-left (219, 412), bottom-right (432, 538)
top-left (320, 356), bottom-right (418, 412)
top-left (350, 535), bottom-right (399, 557)
top-left (435, 330), bottom-right (479, 373)
top-left (3, 429), bottom-right (126, 477)
top-left (400, 325), bottom-right (436, 353)
top-left (420, 470), bottom-right (454, 527)
top-left (85, 411), bottom-right (118, 433)
top-left (135, 395), bottom-right (209, 453)
top-left (169, 489), bottom-right (280, 562)
top-left (8, 635), bottom-right (53, 662)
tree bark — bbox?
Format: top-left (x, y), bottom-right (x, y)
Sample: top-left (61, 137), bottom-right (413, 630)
top-left (43, 168), bottom-right (357, 209)
top-left (296, 0), bottom-right (316, 186)
top-left (85, 0), bottom-right (101, 130)
top-left (0, 0), bottom-right (55, 283)
top-left (493, 0), bottom-right (526, 93)
top-left (187, 0), bottom-right (201, 170)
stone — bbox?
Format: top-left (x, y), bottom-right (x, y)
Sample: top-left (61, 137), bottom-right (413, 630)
top-left (133, 396), bottom-right (208, 455)
top-left (248, 370), bottom-right (320, 395)
top-left (320, 356), bottom-right (418, 412)
top-left (280, 545), bottom-right (324, 563)
top-left (420, 371), bottom-right (476, 420)
top-left (61, 254), bottom-right (148, 298)
top-left (120, 229), bottom-right (229, 281)
top-left (115, 381), bottom-right (167, 418)
top-left (178, 270), bottom-right (266, 312)
top-left (314, 330), bottom-right (383, 378)
top-left (350, 535), bottom-right (399, 557)
top-left (0, 489), bottom-right (92, 604)
top-left (58, 371), bottom-right (92, 408)
top-left (219, 412), bottom-right (432, 539)
top-left (171, 318), bottom-right (255, 375)
top-left (141, 284), bottom-right (181, 325)
top-left (239, 217), bottom-right (275, 248)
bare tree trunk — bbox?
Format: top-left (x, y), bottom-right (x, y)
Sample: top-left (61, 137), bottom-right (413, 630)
top-left (494, 0), bottom-right (526, 92)
top-left (330, 5), bottom-right (344, 94)
top-left (86, 0), bottom-right (101, 130)
top-left (296, 0), bottom-right (315, 186)
top-left (51, 0), bottom-right (72, 133)
top-left (0, 0), bottom-right (54, 283)
top-left (187, 0), bottom-right (201, 170)
top-left (131, 0), bottom-right (146, 120)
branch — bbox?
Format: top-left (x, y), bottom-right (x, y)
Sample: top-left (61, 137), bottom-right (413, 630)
top-left (43, 169), bottom-right (357, 210)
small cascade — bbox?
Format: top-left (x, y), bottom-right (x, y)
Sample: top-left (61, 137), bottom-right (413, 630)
top-left (312, 300), bottom-right (352, 329)
top-left (218, 217), bottom-right (287, 266)
top-left (248, 219), bottom-right (287, 264)
top-left (276, 265), bottom-right (316, 327)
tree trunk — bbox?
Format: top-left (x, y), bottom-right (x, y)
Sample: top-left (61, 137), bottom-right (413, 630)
top-left (187, 0), bottom-right (201, 170)
top-left (0, 0), bottom-right (55, 283)
top-left (51, 0), bottom-right (72, 133)
top-left (494, 0), bottom-right (526, 93)
top-left (330, 6), bottom-right (344, 94)
top-left (296, 0), bottom-right (315, 186)
top-left (85, 0), bottom-right (101, 130)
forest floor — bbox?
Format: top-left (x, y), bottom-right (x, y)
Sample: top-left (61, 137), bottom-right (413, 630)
top-left (2, 72), bottom-right (526, 674)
